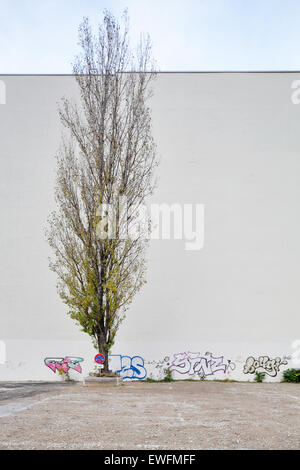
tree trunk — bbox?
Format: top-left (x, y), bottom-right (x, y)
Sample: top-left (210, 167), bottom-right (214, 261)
top-left (98, 333), bottom-right (109, 373)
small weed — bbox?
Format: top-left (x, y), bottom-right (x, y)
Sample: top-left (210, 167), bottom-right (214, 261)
top-left (162, 367), bottom-right (174, 382)
top-left (282, 369), bottom-right (300, 383)
top-left (254, 371), bottom-right (265, 383)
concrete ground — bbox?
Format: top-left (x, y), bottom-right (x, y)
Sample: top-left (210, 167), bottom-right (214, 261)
top-left (0, 381), bottom-right (299, 450)
top-left (0, 381), bottom-right (74, 402)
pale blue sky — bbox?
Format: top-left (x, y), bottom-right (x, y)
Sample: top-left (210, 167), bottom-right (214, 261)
top-left (1, 0), bottom-right (300, 73)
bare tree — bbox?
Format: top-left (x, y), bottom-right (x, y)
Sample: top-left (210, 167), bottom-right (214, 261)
top-left (46, 10), bottom-right (157, 372)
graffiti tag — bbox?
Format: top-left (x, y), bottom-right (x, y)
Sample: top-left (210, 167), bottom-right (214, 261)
top-left (170, 351), bottom-right (235, 379)
top-left (146, 356), bottom-right (170, 370)
top-left (109, 355), bottom-right (147, 380)
top-left (243, 356), bottom-right (288, 377)
top-left (145, 356), bottom-right (170, 379)
top-left (44, 356), bottom-right (84, 374)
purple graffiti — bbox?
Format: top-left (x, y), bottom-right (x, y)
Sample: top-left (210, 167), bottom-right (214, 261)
top-left (44, 357), bottom-right (84, 374)
top-left (170, 351), bottom-right (235, 378)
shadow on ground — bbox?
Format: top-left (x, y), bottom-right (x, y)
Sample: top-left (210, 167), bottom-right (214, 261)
top-left (0, 382), bottom-right (75, 402)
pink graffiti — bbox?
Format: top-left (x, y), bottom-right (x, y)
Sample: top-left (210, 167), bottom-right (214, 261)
top-left (44, 356), bottom-right (84, 374)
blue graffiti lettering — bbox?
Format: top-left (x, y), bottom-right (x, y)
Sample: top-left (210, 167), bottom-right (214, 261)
top-left (109, 354), bottom-right (147, 380)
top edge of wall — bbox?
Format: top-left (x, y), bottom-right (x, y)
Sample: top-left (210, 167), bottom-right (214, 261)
top-left (1, 71), bottom-right (300, 76)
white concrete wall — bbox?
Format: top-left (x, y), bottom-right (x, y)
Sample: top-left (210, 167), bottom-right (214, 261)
top-left (0, 73), bottom-right (300, 382)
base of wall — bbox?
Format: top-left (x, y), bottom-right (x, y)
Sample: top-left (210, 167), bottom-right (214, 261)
top-left (83, 376), bottom-right (120, 386)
